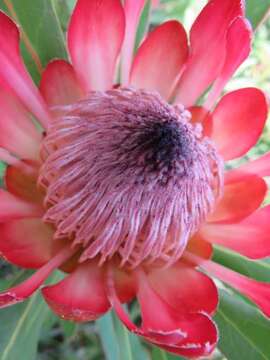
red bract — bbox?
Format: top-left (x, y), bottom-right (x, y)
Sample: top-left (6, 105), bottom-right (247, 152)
top-left (0, 0), bottom-right (269, 358)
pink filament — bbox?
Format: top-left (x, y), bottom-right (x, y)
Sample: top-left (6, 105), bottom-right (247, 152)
top-left (39, 88), bottom-right (223, 268)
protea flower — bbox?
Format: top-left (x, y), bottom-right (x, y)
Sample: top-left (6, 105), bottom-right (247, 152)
top-left (0, 0), bottom-right (269, 357)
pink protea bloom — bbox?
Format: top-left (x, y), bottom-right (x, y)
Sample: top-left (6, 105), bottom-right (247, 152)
top-left (0, 0), bottom-right (269, 357)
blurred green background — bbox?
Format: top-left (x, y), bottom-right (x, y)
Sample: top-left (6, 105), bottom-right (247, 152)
top-left (0, 1), bottom-right (270, 359)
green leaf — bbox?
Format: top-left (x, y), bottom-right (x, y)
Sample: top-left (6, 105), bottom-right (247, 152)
top-left (135, 0), bottom-right (151, 50)
top-left (152, 347), bottom-right (168, 360)
top-left (113, 314), bottom-right (134, 360)
top-left (0, 161), bottom-right (6, 187)
top-left (113, 311), bottom-right (150, 360)
top-left (0, 0), bottom-right (67, 83)
top-left (213, 246), bottom-right (270, 282)
top-left (97, 311), bottom-right (150, 360)
top-left (97, 312), bottom-right (120, 360)
top-left (126, 330), bottom-right (150, 360)
top-left (246, 0), bottom-right (270, 30)
top-left (152, 346), bottom-right (186, 360)
top-left (60, 319), bottom-right (77, 338)
top-left (52, 0), bottom-right (76, 33)
top-left (0, 271), bottom-right (63, 360)
top-left (151, 0), bottom-right (189, 25)
top-left (215, 290), bottom-right (270, 360)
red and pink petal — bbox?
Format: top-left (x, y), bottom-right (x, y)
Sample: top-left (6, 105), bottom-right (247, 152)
top-left (205, 17), bottom-right (252, 109)
top-left (130, 20), bottom-right (188, 100)
top-left (148, 263), bottom-right (218, 315)
top-left (136, 271), bottom-right (218, 357)
top-left (0, 11), bottom-right (51, 128)
top-left (235, 151), bottom-right (270, 177)
top-left (42, 260), bottom-right (110, 322)
top-left (207, 173), bottom-right (267, 223)
top-left (175, 0), bottom-right (244, 106)
top-left (157, 313), bottom-right (218, 358)
top-left (0, 88), bottom-right (41, 160)
top-left (202, 260), bottom-right (270, 318)
top-left (0, 190), bottom-right (43, 221)
top-left (107, 268), bottom-right (217, 358)
top-left (67, 0), bottom-right (125, 92)
top-left (189, 106), bottom-right (213, 137)
top-left (200, 206), bottom-right (270, 259)
top-left (113, 267), bottom-right (136, 303)
top-left (40, 60), bottom-right (84, 108)
top-left (0, 246), bottom-right (75, 308)
top-left (211, 88), bottom-right (267, 160)
top-left (185, 235), bottom-right (213, 262)
top-left (121, 0), bottom-right (147, 84)
top-left (5, 163), bottom-right (42, 203)
top-left (0, 218), bottom-right (54, 268)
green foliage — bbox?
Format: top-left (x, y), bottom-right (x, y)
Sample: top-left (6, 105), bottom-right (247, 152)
top-left (246, 0), bottom-right (270, 29)
top-left (215, 291), bottom-right (270, 360)
top-left (97, 313), bottom-right (120, 360)
top-left (0, 0), bottom-right (67, 83)
top-left (97, 312), bottom-right (149, 360)
top-left (135, 0), bottom-right (151, 50)
top-left (152, 347), bottom-right (186, 360)
top-left (0, 271), bottom-right (63, 360)
top-left (213, 246), bottom-right (270, 283)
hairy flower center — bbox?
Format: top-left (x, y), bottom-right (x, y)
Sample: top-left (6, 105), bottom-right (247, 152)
top-left (39, 88), bottom-right (223, 268)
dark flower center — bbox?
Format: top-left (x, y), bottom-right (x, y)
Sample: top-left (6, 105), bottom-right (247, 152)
top-left (115, 117), bottom-right (196, 187)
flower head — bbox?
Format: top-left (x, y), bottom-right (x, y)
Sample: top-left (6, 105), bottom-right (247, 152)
top-left (0, 0), bottom-right (269, 358)
top-left (40, 88), bottom-right (223, 268)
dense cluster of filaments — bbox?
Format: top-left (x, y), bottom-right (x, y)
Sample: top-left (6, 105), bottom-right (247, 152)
top-left (39, 88), bottom-right (223, 268)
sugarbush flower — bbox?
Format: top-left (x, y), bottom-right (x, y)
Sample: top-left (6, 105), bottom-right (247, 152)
top-left (0, 0), bottom-right (269, 357)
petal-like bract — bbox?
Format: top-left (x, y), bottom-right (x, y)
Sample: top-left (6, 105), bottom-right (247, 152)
top-left (211, 88), bottom-right (267, 160)
top-left (121, 0), bottom-right (147, 84)
top-left (207, 172), bottom-right (267, 223)
top-left (40, 60), bottom-right (84, 107)
top-left (201, 206), bottom-right (270, 259)
top-left (42, 261), bottom-right (110, 322)
top-left (130, 20), bottom-right (188, 99)
top-left (0, 12), bottom-right (51, 127)
top-left (205, 17), bottom-right (252, 109)
top-left (0, 88), bottom-right (41, 159)
top-left (0, 218), bottom-right (54, 268)
top-left (68, 0), bottom-right (125, 91)
top-left (175, 0), bottom-right (244, 106)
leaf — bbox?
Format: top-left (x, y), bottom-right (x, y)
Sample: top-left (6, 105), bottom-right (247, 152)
top-left (152, 347), bottom-right (168, 360)
top-left (0, 271), bottom-right (63, 360)
top-left (113, 313), bottom-right (136, 360)
top-left (135, 0), bottom-right (151, 50)
top-left (246, 0), bottom-right (270, 29)
top-left (113, 310), bottom-right (150, 360)
top-left (0, 161), bottom-right (6, 187)
top-left (215, 290), bottom-right (270, 360)
top-left (126, 330), bottom-right (150, 360)
top-left (213, 246), bottom-right (270, 282)
top-left (60, 319), bottom-right (77, 338)
top-left (0, 0), bottom-right (67, 83)
top-left (97, 312), bottom-right (120, 360)
top-left (151, 0), bottom-right (189, 25)
top-left (52, 0), bottom-right (76, 33)
top-left (151, 347), bottom-right (187, 360)
top-left (97, 311), bottom-right (150, 360)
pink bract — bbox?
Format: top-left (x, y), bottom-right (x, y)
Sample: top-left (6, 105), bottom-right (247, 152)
top-left (0, 0), bottom-right (269, 358)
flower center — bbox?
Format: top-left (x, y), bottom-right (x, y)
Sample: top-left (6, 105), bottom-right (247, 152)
top-left (39, 88), bottom-right (223, 268)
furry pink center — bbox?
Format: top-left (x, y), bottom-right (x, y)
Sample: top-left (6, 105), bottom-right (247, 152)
top-left (39, 88), bottom-right (223, 268)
